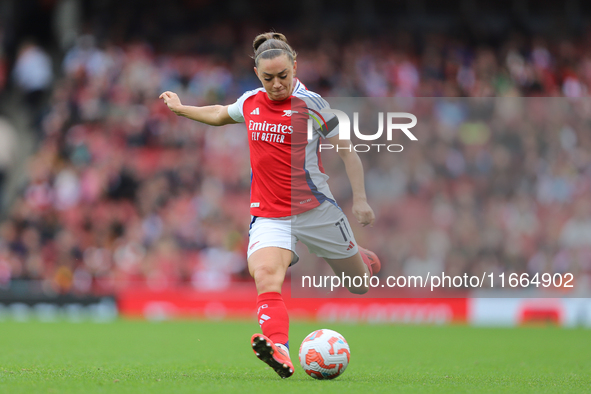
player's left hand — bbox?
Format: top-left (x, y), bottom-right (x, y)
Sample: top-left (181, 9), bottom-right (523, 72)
top-left (352, 200), bottom-right (375, 227)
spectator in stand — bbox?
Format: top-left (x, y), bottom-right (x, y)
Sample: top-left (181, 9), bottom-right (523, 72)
top-left (12, 39), bottom-right (53, 123)
top-left (0, 116), bottom-right (16, 208)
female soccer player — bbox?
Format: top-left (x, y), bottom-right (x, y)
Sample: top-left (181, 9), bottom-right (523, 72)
top-left (160, 32), bottom-right (380, 379)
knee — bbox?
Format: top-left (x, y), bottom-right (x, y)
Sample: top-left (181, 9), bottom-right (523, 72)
top-left (252, 264), bottom-right (280, 280)
top-left (252, 265), bottom-right (284, 292)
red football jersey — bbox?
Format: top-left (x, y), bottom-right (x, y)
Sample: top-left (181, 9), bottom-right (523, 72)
top-left (228, 79), bottom-right (338, 217)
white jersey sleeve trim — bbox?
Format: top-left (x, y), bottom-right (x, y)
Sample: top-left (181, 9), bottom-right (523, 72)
top-left (227, 88), bottom-right (265, 123)
top-left (227, 102), bottom-right (243, 122)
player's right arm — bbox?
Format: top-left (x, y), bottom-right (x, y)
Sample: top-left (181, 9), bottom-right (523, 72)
top-left (159, 91), bottom-right (238, 126)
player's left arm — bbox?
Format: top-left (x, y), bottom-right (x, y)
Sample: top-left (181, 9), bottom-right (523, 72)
top-left (327, 135), bottom-right (375, 227)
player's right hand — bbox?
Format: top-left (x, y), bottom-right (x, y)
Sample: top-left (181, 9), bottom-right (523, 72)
top-left (159, 91), bottom-right (183, 115)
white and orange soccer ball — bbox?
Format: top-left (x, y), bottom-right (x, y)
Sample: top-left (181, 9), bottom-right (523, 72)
top-left (298, 329), bottom-right (350, 379)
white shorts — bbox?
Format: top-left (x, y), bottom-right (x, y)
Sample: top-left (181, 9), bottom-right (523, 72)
top-left (247, 201), bottom-right (359, 264)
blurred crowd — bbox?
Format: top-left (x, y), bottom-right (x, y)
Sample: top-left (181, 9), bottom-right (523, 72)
top-left (356, 98), bottom-right (591, 289)
top-left (1, 26), bottom-right (590, 294)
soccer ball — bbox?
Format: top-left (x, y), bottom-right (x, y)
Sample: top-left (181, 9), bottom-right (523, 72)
top-left (299, 329), bottom-right (350, 379)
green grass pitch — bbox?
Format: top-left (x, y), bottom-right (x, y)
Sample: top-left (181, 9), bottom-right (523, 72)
top-left (0, 319), bottom-right (589, 393)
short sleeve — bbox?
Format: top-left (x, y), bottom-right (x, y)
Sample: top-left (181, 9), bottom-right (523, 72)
top-left (322, 102), bottom-right (340, 139)
top-left (298, 94), bottom-right (339, 139)
top-left (227, 88), bottom-right (263, 123)
top-left (227, 101), bottom-right (244, 122)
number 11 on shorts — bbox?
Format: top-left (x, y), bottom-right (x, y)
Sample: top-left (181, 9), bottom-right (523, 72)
top-left (335, 218), bottom-right (351, 241)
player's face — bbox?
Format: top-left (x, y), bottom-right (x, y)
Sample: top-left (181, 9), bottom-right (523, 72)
top-left (254, 55), bottom-right (297, 101)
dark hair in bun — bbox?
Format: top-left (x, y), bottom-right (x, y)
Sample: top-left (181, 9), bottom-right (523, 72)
top-left (252, 32), bottom-right (297, 66)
